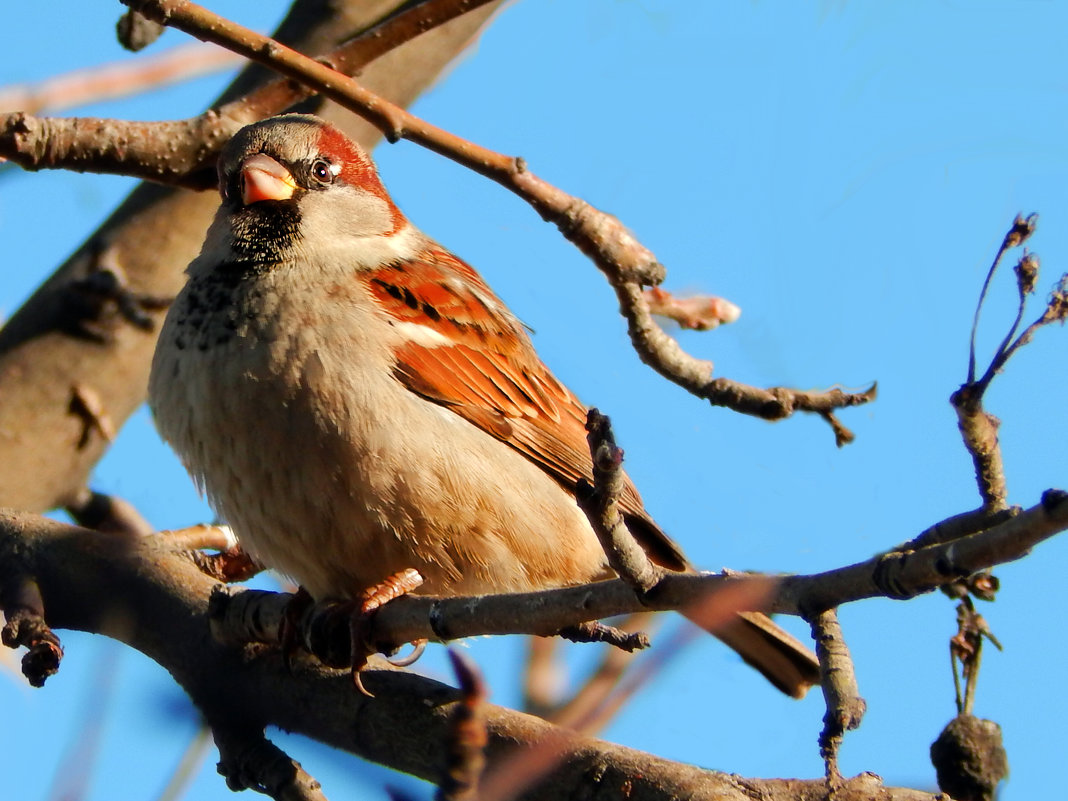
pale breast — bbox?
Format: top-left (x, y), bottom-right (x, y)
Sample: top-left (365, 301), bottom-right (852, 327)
top-left (149, 265), bottom-right (610, 600)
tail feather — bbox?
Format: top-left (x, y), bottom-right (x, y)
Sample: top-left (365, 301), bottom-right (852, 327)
top-left (712, 611), bottom-right (820, 699)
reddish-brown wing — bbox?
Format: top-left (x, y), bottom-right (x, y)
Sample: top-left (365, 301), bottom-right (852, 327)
top-left (360, 248), bottom-right (688, 571)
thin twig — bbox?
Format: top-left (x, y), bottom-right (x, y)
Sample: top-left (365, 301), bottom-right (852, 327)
top-left (120, 0), bottom-right (875, 438)
top-left (949, 598), bottom-right (1001, 717)
top-left (1, 0), bottom-right (500, 186)
top-left (214, 725), bottom-right (329, 801)
top-left (65, 488), bottom-right (155, 537)
top-left (0, 43), bottom-right (240, 114)
top-left (643, 287), bottom-right (741, 331)
top-left (557, 620), bottom-right (649, 652)
top-left (953, 215), bottom-right (1060, 512)
top-left (576, 409), bottom-right (664, 594)
top-left (809, 609), bottom-right (865, 788)
top-left (977, 251), bottom-right (1039, 389)
top-left (967, 213), bottom-right (1036, 383)
top-left (546, 613), bottom-right (656, 734)
top-left (950, 382), bottom-right (1008, 511)
top-left (158, 523), bottom-right (235, 551)
top-left (0, 575), bottom-right (63, 687)
top-left (820, 410), bottom-right (855, 448)
top-left (995, 271), bottom-right (1068, 372)
top-left (120, 0), bottom-right (660, 274)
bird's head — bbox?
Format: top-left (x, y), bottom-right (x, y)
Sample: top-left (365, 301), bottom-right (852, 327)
top-left (214, 114), bottom-right (408, 264)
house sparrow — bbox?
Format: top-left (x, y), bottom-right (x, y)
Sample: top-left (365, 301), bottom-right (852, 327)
top-left (149, 114), bottom-right (818, 697)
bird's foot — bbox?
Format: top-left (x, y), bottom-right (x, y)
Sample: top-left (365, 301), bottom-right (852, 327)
top-left (350, 568), bottom-right (424, 696)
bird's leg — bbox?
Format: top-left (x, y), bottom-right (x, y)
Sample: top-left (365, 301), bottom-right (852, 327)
top-left (350, 568), bottom-right (424, 696)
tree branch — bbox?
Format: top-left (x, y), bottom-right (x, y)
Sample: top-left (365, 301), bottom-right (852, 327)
top-left (576, 409), bottom-right (664, 594)
top-left (437, 650), bottom-right (488, 801)
top-left (0, 0), bottom-right (500, 187)
top-left (214, 725), bottom-right (330, 801)
top-left (0, 43), bottom-right (240, 114)
top-left (199, 491), bottom-right (1068, 666)
top-left (952, 214), bottom-right (1068, 513)
top-left (809, 609), bottom-right (865, 787)
top-left (775, 489), bottom-right (1068, 613)
top-left (0, 509), bottom-right (938, 801)
top-left (0, 0), bottom-right (504, 512)
top-left (119, 0), bottom-right (875, 440)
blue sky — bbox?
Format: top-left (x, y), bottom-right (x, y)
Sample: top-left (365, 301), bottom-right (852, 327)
top-left (2, 1), bottom-right (1067, 798)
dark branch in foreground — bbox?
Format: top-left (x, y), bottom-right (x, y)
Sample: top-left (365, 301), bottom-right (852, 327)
top-left (215, 724), bottom-right (329, 801)
top-left (437, 650), bottom-right (488, 801)
top-left (0, 574), bottom-right (62, 687)
top-left (0, 510), bottom-right (939, 801)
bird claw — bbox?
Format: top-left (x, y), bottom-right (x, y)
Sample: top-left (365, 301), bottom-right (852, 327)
top-left (386, 639), bottom-right (427, 667)
top-left (349, 568), bottom-right (424, 697)
top-left (349, 612), bottom-right (374, 697)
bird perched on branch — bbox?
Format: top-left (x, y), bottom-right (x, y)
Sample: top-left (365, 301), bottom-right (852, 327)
top-left (149, 114), bottom-right (818, 697)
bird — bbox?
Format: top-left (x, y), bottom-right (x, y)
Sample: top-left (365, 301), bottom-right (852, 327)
top-left (148, 113), bottom-right (819, 697)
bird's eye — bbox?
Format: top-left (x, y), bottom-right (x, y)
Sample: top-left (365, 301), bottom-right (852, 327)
top-left (311, 159), bottom-right (334, 184)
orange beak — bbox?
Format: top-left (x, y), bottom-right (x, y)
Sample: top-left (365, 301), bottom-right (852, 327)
top-left (240, 153), bottom-right (297, 205)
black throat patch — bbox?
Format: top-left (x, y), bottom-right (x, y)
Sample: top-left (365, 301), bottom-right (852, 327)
top-left (171, 201), bottom-right (301, 352)
top-left (228, 200), bottom-right (303, 265)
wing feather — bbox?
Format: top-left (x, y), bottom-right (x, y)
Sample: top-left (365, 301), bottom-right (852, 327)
top-left (362, 248), bottom-right (688, 571)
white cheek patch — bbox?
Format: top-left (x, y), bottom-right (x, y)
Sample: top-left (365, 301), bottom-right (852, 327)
top-left (304, 223), bottom-right (422, 272)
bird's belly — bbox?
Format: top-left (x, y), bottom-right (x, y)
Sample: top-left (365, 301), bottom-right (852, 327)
top-left (153, 327), bottom-right (608, 600)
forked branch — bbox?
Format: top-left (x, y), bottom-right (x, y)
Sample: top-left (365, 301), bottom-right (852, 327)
top-left (954, 214), bottom-right (1068, 511)
top-left (114, 0), bottom-right (875, 439)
